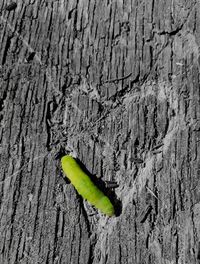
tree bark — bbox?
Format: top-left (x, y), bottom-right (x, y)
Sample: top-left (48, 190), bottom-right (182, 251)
top-left (0, 0), bottom-right (200, 263)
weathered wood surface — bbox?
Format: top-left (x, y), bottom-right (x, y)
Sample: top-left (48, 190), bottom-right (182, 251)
top-left (0, 0), bottom-right (200, 263)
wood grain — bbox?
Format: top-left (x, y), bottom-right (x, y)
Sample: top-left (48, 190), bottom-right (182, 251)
top-left (0, 0), bottom-right (200, 263)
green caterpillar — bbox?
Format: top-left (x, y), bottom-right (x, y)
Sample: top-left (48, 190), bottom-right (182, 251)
top-left (61, 155), bottom-right (115, 216)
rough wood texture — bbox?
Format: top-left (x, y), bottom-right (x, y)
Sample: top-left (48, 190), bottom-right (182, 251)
top-left (0, 0), bottom-right (200, 263)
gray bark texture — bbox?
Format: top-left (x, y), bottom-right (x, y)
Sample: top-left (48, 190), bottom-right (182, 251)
top-left (0, 0), bottom-right (200, 263)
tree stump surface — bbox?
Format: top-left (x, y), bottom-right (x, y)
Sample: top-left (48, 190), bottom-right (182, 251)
top-left (0, 0), bottom-right (200, 263)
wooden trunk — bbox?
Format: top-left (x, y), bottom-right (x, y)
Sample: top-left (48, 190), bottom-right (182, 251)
top-left (0, 0), bottom-right (200, 263)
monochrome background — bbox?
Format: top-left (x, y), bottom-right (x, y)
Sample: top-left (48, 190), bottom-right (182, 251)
top-left (0, 0), bottom-right (200, 263)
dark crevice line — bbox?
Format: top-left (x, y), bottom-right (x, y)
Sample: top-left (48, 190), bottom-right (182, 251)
top-left (45, 244), bottom-right (50, 264)
top-left (77, 224), bottom-right (82, 264)
top-left (45, 101), bottom-right (52, 151)
top-left (8, 168), bottom-right (24, 253)
top-left (79, 197), bottom-right (91, 236)
top-left (61, 211), bottom-right (65, 237)
top-left (69, 227), bottom-right (75, 264)
top-left (2, 36), bottom-right (11, 65)
top-left (87, 244), bottom-right (94, 264)
top-left (14, 228), bottom-right (23, 263)
top-left (53, 206), bottom-right (60, 262)
top-left (152, 100), bottom-right (158, 145)
top-left (143, 104), bottom-right (148, 149)
top-left (151, 0), bottom-right (154, 23)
